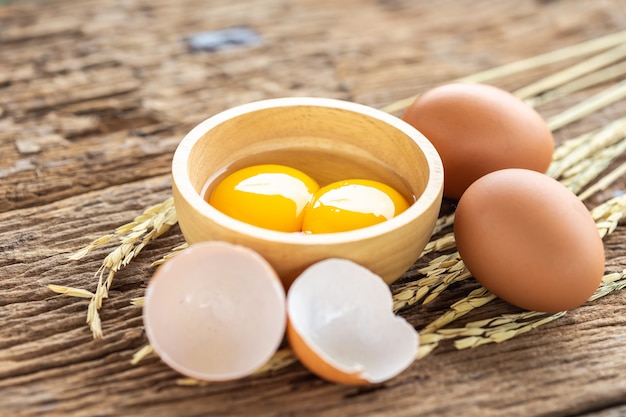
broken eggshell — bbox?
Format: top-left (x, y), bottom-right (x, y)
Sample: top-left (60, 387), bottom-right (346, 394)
top-left (142, 241), bottom-right (286, 381)
top-left (286, 258), bottom-right (419, 385)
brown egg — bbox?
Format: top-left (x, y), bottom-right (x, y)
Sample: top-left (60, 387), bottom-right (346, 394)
top-left (402, 83), bottom-right (554, 200)
top-left (454, 169), bottom-right (605, 313)
top-left (142, 241), bottom-right (286, 381)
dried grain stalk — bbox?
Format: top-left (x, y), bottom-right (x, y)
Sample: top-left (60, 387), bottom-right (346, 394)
top-left (579, 161), bottom-right (626, 201)
top-left (547, 79), bottom-right (626, 131)
top-left (591, 193), bottom-right (626, 238)
top-left (380, 30), bottom-right (626, 114)
top-left (449, 270), bottom-right (626, 350)
top-left (560, 137), bottom-right (626, 194)
top-left (47, 284), bottom-right (95, 299)
top-left (527, 60), bottom-right (626, 107)
top-left (130, 344), bottom-right (155, 365)
top-left (61, 198), bottom-right (177, 339)
top-left (151, 242), bottom-right (189, 266)
top-left (513, 43), bottom-right (626, 100)
top-left (547, 117), bottom-right (626, 179)
top-left (131, 297), bottom-right (145, 307)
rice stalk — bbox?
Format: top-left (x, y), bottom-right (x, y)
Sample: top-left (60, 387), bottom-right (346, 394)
top-left (451, 270), bottom-right (626, 350)
top-left (47, 284), bottom-right (95, 299)
top-left (421, 287), bottom-right (496, 335)
top-left (151, 242), bottom-right (189, 266)
top-left (419, 232), bottom-right (456, 257)
top-left (416, 287), bottom-right (496, 358)
top-left (61, 198), bottom-right (178, 339)
top-left (590, 193), bottom-right (626, 238)
top-left (589, 270), bottom-right (626, 301)
top-left (560, 137), bottom-right (626, 194)
top-left (547, 79), bottom-right (626, 131)
top-left (434, 271), bottom-right (626, 352)
top-left (431, 213), bottom-right (456, 235)
top-left (513, 43), bottom-right (626, 100)
top-left (579, 161), bottom-right (626, 201)
top-left (527, 60), bottom-right (626, 107)
top-left (547, 117), bottom-right (626, 179)
top-left (130, 344), bottom-right (155, 365)
top-left (131, 297), bottom-right (145, 307)
top-left (67, 234), bottom-right (115, 261)
top-left (176, 378), bottom-right (208, 387)
top-left (393, 252), bottom-right (467, 311)
top-left (380, 30), bottom-right (626, 114)
top-left (453, 312), bottom-right (567, 350)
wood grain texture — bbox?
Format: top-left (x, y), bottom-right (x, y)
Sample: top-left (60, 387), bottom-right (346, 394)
top-left (1, 0), bottom-right (626, 416)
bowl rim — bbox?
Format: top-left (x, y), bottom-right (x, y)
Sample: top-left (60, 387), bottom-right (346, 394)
top-left (172, 96), bottom-right (443, 245)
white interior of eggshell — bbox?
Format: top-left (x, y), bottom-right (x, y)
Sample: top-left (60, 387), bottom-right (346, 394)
top-left (287, 258), bottom-right (418, 383)
top-left (143, 241), bottom-right (286, 381)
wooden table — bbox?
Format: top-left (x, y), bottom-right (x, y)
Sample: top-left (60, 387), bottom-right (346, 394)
top-left (2, 0), bottom-right (626, 415)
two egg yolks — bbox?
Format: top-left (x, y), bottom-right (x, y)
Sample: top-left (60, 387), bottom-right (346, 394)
top-left (208, 164), bottom-right (410, 233)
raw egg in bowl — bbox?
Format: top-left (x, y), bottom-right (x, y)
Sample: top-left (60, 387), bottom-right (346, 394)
top-left (171, 97), bottom-right (443, 287)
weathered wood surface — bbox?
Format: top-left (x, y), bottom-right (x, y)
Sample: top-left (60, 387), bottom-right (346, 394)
top-left (2, 0), bottom-right (626, 416)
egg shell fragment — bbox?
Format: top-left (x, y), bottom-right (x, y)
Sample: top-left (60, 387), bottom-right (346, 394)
top-left (454, 168), bottom-right (605, 313)
top-left (142, 241), bottom-right (286, 381)
top-left (287, 258), bottom-right (419, 385)
top-left (402, 83), bottom-right (554, 200)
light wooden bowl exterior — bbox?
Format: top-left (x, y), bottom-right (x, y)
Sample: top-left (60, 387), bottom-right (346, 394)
top-left (172, 97), bottom-right (443, 287)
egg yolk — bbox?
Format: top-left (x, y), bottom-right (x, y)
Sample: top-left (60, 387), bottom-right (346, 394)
top-left (208, 164), bottom-right (319, 233)
top-left (302, 179), bottom-right (410, 234)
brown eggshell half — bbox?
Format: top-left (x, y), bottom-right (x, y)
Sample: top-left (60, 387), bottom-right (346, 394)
top-left (454, 168), bottom-right (605, 313)
top-left (287, 322), bottom-right (367, 385)
top-left (142, 241), bottom-right (286, 381)
top-left (402, 83), bottom-right (554, 200)
top-left (286, 258), bottom-right (419, 385)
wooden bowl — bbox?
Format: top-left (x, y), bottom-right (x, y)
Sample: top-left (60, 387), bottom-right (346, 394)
top-left (172, 97), bottom-right (443, 287)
